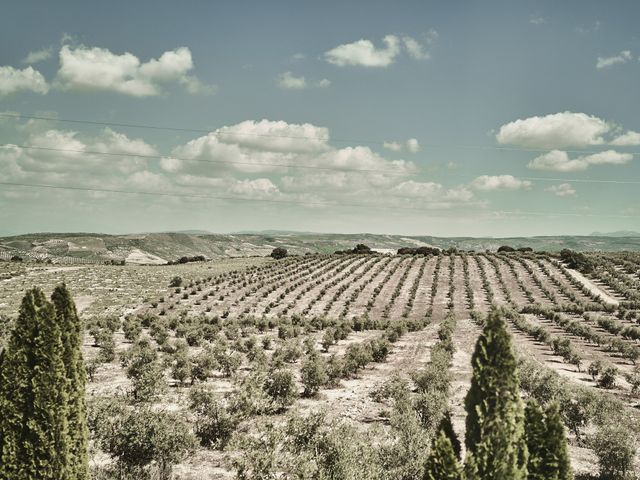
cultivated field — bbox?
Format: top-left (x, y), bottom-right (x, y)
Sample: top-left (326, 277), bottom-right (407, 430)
top-left (1, 249), bottom-right (639, 478)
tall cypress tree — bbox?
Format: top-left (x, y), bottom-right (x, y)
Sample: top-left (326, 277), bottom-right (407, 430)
top-left (525, 399), bottom-right (547, 480)
top-left (525, 399), bottom-right (573, 480)
top-left (52, 284), bottom-right (89, 479)
top-left (423, 429), bottom-right (463, 480)
top-left (0, 288), bottom-right (70, 480)
top-left (464, 309), bottom-right (528, 480)
top-left (541, 403), bottom-right (573, 480)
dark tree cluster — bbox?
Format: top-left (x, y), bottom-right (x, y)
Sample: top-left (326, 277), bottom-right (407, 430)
top-left (167, 255), bottom-right (207, 265)
top-left (560, 249), bottom-right (594, 273)
top-left (335, 243), bottom-right (375, 255)
top-left (270, 247), bottom-right (288, 259)
top-left (397, 246), bottom-right (441, 256)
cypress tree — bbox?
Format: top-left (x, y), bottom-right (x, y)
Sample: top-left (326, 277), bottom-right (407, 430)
top-left (541, 403), bottom-right (573, 480)
top-left (52, 284), bottom-right (89, 479)
top-left (525, 399), bottom-right (547, 480)
top-left (525, 400), bottom-right (573, 480)
top-left (423, 429), bottom-right (463, 480)
top-left (0, 288), bottom-right (70, 480)
top-left (437, 411), bottom-right (461, 460)
top-left (464, 308), bottom-right (528, 479)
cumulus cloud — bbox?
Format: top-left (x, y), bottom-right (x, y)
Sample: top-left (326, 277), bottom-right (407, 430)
top-left (277, 72), bottom-right (330, 90)
top-left (529, 16), bottom-right (545, 25)
top-left (528, 149), bottom-right (632, 172)
top-left (610, 130), bottom-right (640, 146)
top-left (0, 66), bottom-right (49, 96)
top-left (22, 47), bottom-right (53, 64)
top-left (324, 35), bottom-right (401, 68)
top-left (54, 45), bottom-right (214, 96)
top-left (383, 141), bottom-right (402, 152)
top-left (402, 36), bottom-right (429, 60)
top-left (546, 183), bottom-right (576, 197)
top-left (406, 138), bottom-right (420, 153)
top-left (596, 50), bottom-right (632, 69)
top-left (0, 127), bottom-right (157, 188)
top-left (471, 175), bottom-right (532, 191)
top-left (0, 116), bottom-right (489, 212)
top-left (496, 112), bottom-right (611, 149)
top-left (383, 138), bottom-right (420, 153)
top-left (324, 31), bottom-right (436, 68)
top-left (215, 120), bottom-right (330, 153)
top-left (277, 71), bottom-right (306, 89)
top-left (391, 181), bottom-right (476, 207)
top-left (228, 178), bottom-right (280, 199)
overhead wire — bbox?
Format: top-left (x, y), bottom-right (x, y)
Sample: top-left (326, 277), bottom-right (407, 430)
top-left (1, 143), bottom-right (639, 184)
top-left (1, 112), bottom-right (639, 155)
top-left (0, 180), bottom-right (639, 218)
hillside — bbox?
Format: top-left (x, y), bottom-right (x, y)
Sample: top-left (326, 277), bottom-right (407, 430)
top-left (0, 231), bottom-right (639, 265)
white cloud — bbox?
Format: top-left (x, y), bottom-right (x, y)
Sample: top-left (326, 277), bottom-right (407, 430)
top-left (0, 66), bottom-right (49, 96)
top-left (22, 47), bottom-right (53, 64)
top-left (530, 16), bottom-right (545, 25)
top-left (277, 71), bottom-right (306, 89)
top-left (0, 128), bottom-right (157, 187)
top-left (55, 45), bottom-right (214, 96)
top-left (402, 36), bottom-right (429, 60)
top-left (392, 180), bottom-right (442, 197)
top-left (390, 181), bottom-right (476, 207)
top-left (277, 72), bottom-right (330, 90)
top-left (596, 50), bottom-right (632, 69)
top-left (610, 130), bottom-right (640, 146)
top-left (546, 183), bottom-right (576, 197)
top-left (383, 141), bottom-right (402, 152)
top-left (324, 35), bottom-right (401, 68)
top-left (406, 138), bottom-right (420, 153)
top-left (496, 111), bottom-right (610, 149)
top-left (181, 76), bottom-right (216, 95)
top-left (228, 178), bottom-right (280, 199)
top-left (290, 53), bottom-right (305, 62)
top-left (471, 175), bottom-right (532, 191)
top-left (528, 149), bottom-right (632, 172)
top-left (215, 120), bottom-right (330, 153)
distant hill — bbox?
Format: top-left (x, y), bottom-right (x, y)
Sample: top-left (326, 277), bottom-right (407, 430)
top-left (590, 230), bottom-right (640, 237)
top-left (0, 231), bottom-right (639, 265)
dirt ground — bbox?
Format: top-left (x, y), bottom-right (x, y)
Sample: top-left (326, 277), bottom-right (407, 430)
top-left (2, 251), bottom-right (639, 477)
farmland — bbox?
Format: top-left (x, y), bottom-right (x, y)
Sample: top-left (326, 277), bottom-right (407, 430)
top-left (1, 248), bottom-right (640, 478)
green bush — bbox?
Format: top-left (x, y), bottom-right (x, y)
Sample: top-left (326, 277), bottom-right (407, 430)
top-left (188, 387), bottom-right (238, 449)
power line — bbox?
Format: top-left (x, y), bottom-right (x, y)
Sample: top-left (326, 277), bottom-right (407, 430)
top-left (2, 143), bottom-right (640, 185)
top-left (1, 112), bottom-right (637, 155)
top-left (0, 180), bottom-right (639, 218)
top-left (0, 143), bottom-right (409, 176)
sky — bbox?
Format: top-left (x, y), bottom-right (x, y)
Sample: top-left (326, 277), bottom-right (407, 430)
top-left (0, 0), bottom-right (639, 237)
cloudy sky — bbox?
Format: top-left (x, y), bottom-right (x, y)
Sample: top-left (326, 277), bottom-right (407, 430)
top-left (1, 0), bottom-right (639, 237)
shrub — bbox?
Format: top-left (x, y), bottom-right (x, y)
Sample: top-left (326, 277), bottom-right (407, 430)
top-left (90, 399), bottom-right (196, 479)
top-left (301, 353), bottom-right (328, 397)
top-left (189, 387), bottom-right (238, 449)
top-left (123, 316), bottom-right (142, 343)
top-left (591, 423), bottom-right (637, 480)
top-left (598, 365), bottom-right (618, 389)
top-left (264, 368), bottom-right (297, 411)
top-left (121, 339), bottom-right (167, 402)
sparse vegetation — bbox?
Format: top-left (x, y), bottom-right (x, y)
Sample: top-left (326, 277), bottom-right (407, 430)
top-left (1, 249), bottom-right (639, 477)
